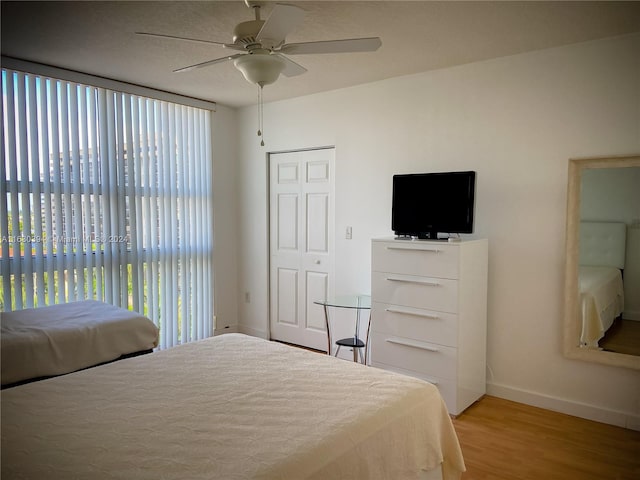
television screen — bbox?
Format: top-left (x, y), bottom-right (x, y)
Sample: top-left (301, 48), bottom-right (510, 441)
top-left (392, 171), bottom-right (476, 239)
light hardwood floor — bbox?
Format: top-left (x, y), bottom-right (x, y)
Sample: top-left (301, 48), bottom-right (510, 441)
top-left (600, 319), bottom-right (640, 356)
top-left (452, 396), bottom-right (640, 480)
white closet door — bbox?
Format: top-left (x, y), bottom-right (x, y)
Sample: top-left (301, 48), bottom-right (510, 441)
top-left (269, 148), bottom-right (335, 350)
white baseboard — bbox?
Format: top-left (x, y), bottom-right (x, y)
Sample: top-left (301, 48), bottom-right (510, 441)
top-left (487, 382), bottom-right (640, 431)
top-left (237, 324), bottom-right (269, 339)
top-left (213, 324), bottom-right (238, 336)
top-left (215, 324), bottom-right (270, 339)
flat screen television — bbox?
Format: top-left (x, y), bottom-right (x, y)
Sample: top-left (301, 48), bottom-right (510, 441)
top-left (392, 171), bottom-right (476, 239)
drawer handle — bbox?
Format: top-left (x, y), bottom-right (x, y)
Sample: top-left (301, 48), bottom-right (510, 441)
top-left (386, 276), bottom-right (441, 287)
top-left (385, 337), bottom-right (440, 352)
top-left (385, 307), bottom-right (439, 320)
top-left (386, 245), bottom-right (441, 253)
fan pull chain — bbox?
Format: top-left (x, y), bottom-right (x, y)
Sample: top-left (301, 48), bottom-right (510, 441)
top-left (257, 85), bottom-right (265, 147)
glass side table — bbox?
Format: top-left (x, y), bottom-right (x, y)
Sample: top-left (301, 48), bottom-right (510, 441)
top-left (313, 295), bottom-right (371, 364)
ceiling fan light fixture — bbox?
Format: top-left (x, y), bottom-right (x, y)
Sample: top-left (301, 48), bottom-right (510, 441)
top-left (234, 52), bottom-right (285, 86)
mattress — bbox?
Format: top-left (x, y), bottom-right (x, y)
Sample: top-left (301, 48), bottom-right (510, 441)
top-left (1, 300), bottom-right (160, 386)
top-left (579, 266), bottom-right (624, 348)
top-left (1, 333), bottom-right (465, 480)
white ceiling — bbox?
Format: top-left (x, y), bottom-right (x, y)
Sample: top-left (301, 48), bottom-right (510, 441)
top-left (2, 1), bottom-right (640, 108)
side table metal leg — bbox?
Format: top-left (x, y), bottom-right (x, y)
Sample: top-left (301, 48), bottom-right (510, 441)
top-left (364, 312), bottom-right (371, 365)
top-left (323, 305), bottom-right (331, 355)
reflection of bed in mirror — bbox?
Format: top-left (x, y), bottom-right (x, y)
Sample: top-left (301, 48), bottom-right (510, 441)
top-left (578, 222), bottom-right (626, 348)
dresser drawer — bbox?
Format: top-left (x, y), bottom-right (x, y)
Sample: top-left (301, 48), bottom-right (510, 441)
top-left (370, 362), bottom-right (458, 413)
top-left (370, 333), bottom-right (457, 380)
top-left (372, 241), bottom-right (459, 278)
top-left (371, 271), bottom-right (459, 313)
top-left (372, 302), bottom-right (457, 347)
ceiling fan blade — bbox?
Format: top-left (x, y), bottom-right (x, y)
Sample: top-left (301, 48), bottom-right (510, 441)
top-left (136, 32), bottom-right (226, 47)
top-left (274, 54), bottom-right (307, 77)
top-left (174, 54), bottom-right (245, 73)
top-left (256, 4), bottom-right (305, 47)
top-left (223, 43), bottom-right (248, 52)
top-left (280, 37), bottom-right (382, 55)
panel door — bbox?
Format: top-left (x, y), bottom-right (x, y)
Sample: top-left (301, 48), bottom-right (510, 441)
top-left (269, 148), bottom-right (335, 350)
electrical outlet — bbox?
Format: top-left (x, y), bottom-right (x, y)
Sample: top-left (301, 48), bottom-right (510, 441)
top-left (346, 226), bottom-right (353, 240)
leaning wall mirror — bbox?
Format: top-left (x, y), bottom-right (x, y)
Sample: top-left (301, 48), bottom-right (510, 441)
top-left (564, 155), bottom-right (640, 370)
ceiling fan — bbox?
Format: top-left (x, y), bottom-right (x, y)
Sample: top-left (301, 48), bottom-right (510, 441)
top-left (136, 1), bottom-right (382, 87)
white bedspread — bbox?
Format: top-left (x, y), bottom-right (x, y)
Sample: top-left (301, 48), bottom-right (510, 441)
top-left (1, 333), bottom-right (465, 480)
top-left (579, 266), bottom-right (624, 348)
top-left (1, 300), bottom-right (159, 385)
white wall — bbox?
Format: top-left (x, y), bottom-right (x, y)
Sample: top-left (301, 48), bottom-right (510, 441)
top-left (234, 33), bottom-right (640, 428)
top-left (211, 105), bottom-right (239, 334)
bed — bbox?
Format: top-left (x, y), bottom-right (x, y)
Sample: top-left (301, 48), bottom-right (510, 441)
top-left (1, 333), bottom-right (465, 480)
top-left (1, 300), bottom-right (160, 387)
top-left (578, 221), bottom-right (626, 348)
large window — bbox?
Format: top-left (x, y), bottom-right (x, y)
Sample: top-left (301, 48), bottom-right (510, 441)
top-left (1, 68), bottom-right (214, 348)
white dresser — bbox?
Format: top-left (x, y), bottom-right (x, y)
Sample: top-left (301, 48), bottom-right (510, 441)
top-left (370, 237), bottom-right (488, 415)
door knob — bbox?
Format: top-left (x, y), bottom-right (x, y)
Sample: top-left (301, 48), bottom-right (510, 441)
top-left (315, 260), bottom-right (321, 264)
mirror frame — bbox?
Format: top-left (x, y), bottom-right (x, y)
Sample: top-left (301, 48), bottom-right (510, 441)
top-left (563, 154), bottom-right (640, 369)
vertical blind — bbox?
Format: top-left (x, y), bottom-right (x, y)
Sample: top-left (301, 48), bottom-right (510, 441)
top-left (0, 68), bottom-right (214, 348)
